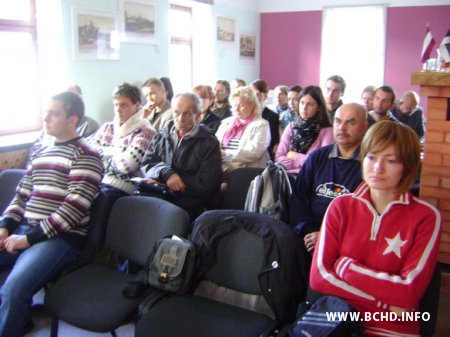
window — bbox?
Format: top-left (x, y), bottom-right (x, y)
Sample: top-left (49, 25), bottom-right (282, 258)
top-left (169, 4), bottom-right (193, 93)
top-left (0, 0), bottom-right (41, 136)
top-left (320, 5), bottom-right (386, 102)
top-left (169, 0), bottom-right (215, 93)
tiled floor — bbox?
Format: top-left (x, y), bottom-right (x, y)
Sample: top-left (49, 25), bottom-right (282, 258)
top-left (26, 286), bottom-right (450, 337)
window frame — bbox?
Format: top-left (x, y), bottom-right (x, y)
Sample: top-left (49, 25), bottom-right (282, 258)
top-left (0, 0), bottom-right (41, 137)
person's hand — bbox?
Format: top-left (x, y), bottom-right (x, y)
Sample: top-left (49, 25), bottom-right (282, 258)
top-left (166, 174), bottom-right (187, 193)
top-left (304, 231), bottom-right (320, 253)
top-left (287, 151), bottom-right (299, 160)
top-left (0, 228), bottom-right (9, 251)
top-left (4, 234), bottom-right (30, 254)
top-left (141, 178), bottom-right (159, 184)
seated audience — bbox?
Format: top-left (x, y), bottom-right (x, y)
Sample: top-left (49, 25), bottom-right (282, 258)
top-left (141, 93), bottom-right (222, 220)
top-left (324, 75), bottom-right (345, 121)
top-left (89, 83), bottom-right (156, 206)
top-left (391, 90), bottom-right (425, 141)
top-left (361, 85), bottom-right (376, 112)
top-left (192, 84), bottom-right (221, 133)
top-left (215, 85), bottom-right (271, 175)
top-left (310, 120), bottom-right (441, 337)
top-left (212, 79), bottom-right (232, 120)
top-left (270, 85), bottom-right (290, 114)
top-left (0, 91), bottom-right (103, 337)
top-left (275, 86), bottom-right (334, 174)
top-left (27, 84), bottom-right (99, 162)
top-left (279, 85), bottom-right (302, 131)
top-left (142, 77), bottom-right (173, 132)
top-left (290, 103), bottom-right (368, 272)
top-left (369, 85), bottom-right (397, 123)
top-left (251, 79), bottom-right (280, 160)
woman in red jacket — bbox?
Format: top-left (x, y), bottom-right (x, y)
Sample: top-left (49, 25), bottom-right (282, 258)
top-left (310, 120), bottom-right (441, 337)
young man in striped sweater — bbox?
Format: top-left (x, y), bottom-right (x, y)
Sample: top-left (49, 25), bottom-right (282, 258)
top-left (0, 91), bottom-right (104, 337)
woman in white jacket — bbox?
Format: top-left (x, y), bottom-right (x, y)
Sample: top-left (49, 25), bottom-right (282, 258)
top-left (215, 85), bottom-right (270, 176)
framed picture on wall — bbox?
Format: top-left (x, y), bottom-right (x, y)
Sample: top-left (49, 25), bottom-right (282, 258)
top-left (216, 15), bottom-right (235, 44)
top-left (72, 7), bottom-right (120, 60)
top-left (120, 0), bottom-right (157, 44)
top-left (239, 32), bottom-right (257, 62)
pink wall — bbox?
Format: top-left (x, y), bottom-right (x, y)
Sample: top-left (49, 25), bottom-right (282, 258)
top-left (260, 11), bottom-right (322, 88)
top-left (385, 6), bottom-right (449, 97)
top-left (261, 5), bottom-right (449, 106)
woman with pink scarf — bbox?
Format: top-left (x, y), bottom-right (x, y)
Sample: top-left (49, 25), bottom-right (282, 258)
top-left (215, 86), bottom-right (271, 176)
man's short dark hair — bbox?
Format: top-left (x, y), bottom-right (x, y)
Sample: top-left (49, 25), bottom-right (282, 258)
top-left (51, 91), bottom-right (84, 125)
top-left (160, 77), bottom-right (174, 102)
top-left (289, 85), bottom-right (303, 93)
top-left (376, 85), bottom-right (396, 104)
top-left (251, 79), bottom-right (270, 94)
top-left (327, 75), bottom-right (346, 94)
top-left (142, 77), bottom-right (165, 90)
top-left (113, 82), bottom-right (141, 104)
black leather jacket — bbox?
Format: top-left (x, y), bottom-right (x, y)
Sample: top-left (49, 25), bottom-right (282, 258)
top-left (141, 124), bottom-right (222, 210)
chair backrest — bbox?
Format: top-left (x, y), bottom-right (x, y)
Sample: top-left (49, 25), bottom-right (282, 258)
top-left (419, 262), bottom-right (441, 337)
top-left (82, 190), bottom-right (110, 257)
top-left (204, 228), bottom-right (265, 294)
top-left (0, 169), bottom-right (26, 214)
top-left (191, 209), bottom-right (305, 323)
top-left (104, 196), bottom-right (191, 267)
top-left (222, 167), bottom-right (264, 210)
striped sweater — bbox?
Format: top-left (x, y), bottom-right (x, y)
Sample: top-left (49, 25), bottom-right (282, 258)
top-left (1, 137), bottom-right (103, 249)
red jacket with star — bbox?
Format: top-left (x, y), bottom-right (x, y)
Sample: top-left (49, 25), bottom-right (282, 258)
top-left (310, 182), bottom-right (441, 336)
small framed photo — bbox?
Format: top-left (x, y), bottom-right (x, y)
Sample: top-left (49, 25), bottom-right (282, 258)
top-left (239, 33), bottom-right (257, 62)
top-left (216, 15), bottom-right (235, 44)
top-left (72, 7), bottom-right (120, 60)
top-left (120, 0), bottom-right (157, 44)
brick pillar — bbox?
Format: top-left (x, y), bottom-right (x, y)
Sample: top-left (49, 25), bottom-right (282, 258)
top-left (412, 72), bottom-right (450, 264)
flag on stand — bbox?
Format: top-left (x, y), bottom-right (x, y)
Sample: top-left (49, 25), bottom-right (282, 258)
top-left (439, 29), bottom-right (450, 64)
top-left (421, 25), bottom-right (436, 63)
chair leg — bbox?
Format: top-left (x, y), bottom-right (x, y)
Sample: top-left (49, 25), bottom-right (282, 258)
top-left (111, 330), bottom-right (118, 337)
top-left (50, 316), bottom-right (59, 337)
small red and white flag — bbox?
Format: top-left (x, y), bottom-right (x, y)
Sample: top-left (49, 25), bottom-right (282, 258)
top-left (421, 25), bottom-right (436, 63)
top-left (439, 29), bottom-right (450, 64)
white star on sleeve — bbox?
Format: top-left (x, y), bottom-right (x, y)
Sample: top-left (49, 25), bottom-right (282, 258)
top-left (383, 232), bottom-right (407, 258)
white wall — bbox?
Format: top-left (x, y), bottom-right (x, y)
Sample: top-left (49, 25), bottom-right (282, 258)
top-left (39, 0), bottom-right (260, 124)
top-left (259, 0), bottom-right (450, 12)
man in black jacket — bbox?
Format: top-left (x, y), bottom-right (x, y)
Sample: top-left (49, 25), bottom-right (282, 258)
top-left (141, 93), bottom-right (222, 220)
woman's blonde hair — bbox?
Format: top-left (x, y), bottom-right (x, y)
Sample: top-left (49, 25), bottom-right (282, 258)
top-left (360, 120), bottom-right (421, 195)
top-left (230, 85), bottom-right (261, 117)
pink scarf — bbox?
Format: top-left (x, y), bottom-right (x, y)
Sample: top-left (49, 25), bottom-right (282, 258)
top-left (222, 114), bottom-right (255, 147)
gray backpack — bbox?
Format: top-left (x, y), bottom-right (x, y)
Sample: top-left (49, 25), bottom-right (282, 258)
top-left (245, 161), bottom-right (292, 223)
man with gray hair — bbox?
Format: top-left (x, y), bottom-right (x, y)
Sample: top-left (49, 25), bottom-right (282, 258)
top-left (290, 103), bottom-right (369, 271)
top-left (391, 90), bottom-right (425, 141)
top-left (141, 93), bottom-right (222, 220)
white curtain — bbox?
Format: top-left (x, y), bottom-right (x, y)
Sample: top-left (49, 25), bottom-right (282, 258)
top-left (36, 0), bottom-right (69, 100)
top-left (320, 5), bottom-right (386, 103)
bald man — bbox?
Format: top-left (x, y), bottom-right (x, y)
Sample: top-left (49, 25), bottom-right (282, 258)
top-left (290, 103), bottom-right (369, 268)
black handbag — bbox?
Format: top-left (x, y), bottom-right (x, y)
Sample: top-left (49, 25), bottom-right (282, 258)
top-left (134, 180), bottom-right (175, 200)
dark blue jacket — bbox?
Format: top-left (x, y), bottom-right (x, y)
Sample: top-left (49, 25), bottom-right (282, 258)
top-left (290, 144), bottom-right (362, 237)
